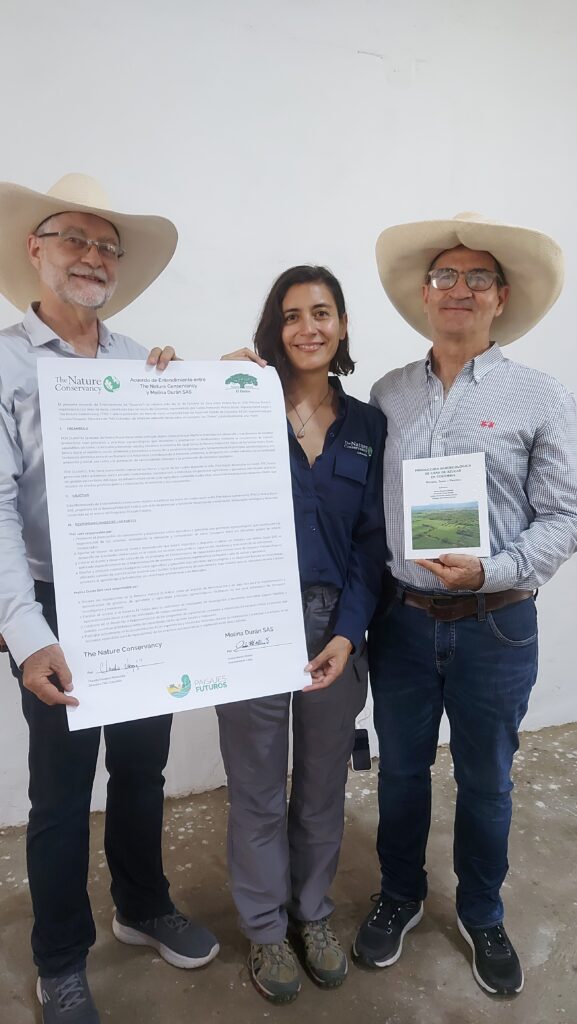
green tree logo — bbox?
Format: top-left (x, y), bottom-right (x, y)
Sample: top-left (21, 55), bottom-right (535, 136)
top-left (103, 375), bottom-right (120, 393)
top-left (225, 373), bottom-right (258, 390)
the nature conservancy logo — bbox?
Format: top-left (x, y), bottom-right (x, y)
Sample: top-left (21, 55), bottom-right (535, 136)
top-left (167, 674), bottom-right (228, 699)
top-left (343, 440), bottom-right (373, 458)
top-left (225, 372), bottom-right (258, 390)
top-left (167, 674), bottom-right (192, 699)
top-left (53, 374), bottom-right (121, 393)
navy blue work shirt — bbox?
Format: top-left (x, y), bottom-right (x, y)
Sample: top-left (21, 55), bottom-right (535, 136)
top-left (289, 377), bottom-right (387, 649)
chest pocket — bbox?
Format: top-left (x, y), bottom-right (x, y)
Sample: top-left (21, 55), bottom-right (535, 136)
top-left (333, 449), bottom-right (369, 486)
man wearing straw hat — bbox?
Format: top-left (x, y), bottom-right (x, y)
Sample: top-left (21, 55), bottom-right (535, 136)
top-left (352, 214), bottom-right (577, 995)
top-left (0, 174), bottom-right (218, 1023)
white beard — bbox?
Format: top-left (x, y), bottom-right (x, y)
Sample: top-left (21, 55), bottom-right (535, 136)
top-left (41, 264), bottom-right (117, 309)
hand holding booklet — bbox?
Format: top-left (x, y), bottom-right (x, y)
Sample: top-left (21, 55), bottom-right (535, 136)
top-left (402, 453), bottom-right (490, 560)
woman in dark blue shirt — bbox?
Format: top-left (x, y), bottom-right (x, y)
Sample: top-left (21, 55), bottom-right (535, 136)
top-left (217, 266), bottom-right (386, 1004)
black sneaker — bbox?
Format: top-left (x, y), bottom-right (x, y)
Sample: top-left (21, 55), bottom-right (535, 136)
top-left (352, 893), bottom-right (423, 967)
top-left (36, 970), bottom-right (100, 1023)
top-left (457, 917), bottom-right (524, 995)
top-left (113, 908), bottom-right (219, 968)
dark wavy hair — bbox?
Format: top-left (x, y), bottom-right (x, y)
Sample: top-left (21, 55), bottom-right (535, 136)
top-left (253, 265), bottom-right (355, 382)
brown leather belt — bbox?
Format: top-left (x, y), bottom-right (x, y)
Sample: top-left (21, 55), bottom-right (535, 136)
top-left (397, 586), bottom-right (533, 622)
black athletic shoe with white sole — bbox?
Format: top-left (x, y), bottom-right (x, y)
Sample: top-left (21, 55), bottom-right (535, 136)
top-left (352, 893), bottom-right (423, 968)
top-left (113, 908), bottom-right (219, 968)
top-left (457, 917), bottom-right (524, 995)
top-left (36, 970), bottom-right (100, 1024)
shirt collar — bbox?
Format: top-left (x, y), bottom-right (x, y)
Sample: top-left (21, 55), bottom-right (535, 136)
top-left (22, 303), bottom-right (111, 351)
top-left (328, 375), bottom-right (348, 417)
top-left (425, 342), bottom-right (504, 383)
top-left (471, 343), bottom-right (504, 381)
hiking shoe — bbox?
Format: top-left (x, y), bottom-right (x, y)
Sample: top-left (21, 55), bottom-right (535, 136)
top-left (113, 908), bottom-right (219, 968)
top-left (36, 970), bottom-right (100, 1023)
top-left (352, 893), bottom-right (423, 967)
top-left (457, 917), bottom-right (524, 995)
top-left (298, 917), bottom-right (348, 987)
top-left (249, 939), bottom-right (302, 1004)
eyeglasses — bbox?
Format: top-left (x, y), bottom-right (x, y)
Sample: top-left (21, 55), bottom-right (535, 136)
top-left (34, 231), bottom-right (125, 260)
top-left (427, 268), bottom-right (504, 292)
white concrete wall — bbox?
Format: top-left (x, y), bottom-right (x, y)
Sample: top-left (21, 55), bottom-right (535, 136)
top-left (1, 0), bottom-right (576, 825)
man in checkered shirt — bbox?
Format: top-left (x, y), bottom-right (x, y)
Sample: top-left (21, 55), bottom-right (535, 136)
top-left (353, 214), bottom-right (577, 997)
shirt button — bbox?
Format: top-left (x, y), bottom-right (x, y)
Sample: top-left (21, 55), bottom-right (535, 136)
top-left (310, 525), bottom-right (316, 531)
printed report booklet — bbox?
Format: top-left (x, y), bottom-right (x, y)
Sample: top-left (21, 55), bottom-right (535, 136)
top-left (402, 452), bottom-right (490, 560)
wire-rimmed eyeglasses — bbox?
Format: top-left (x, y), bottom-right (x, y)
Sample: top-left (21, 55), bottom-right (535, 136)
top-left (34, 231), bottom-right (125, 260)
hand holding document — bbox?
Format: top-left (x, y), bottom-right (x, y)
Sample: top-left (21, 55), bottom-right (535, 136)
top-left (402, 453), bottom-right (490, 560)
top-left (38, 360), bottom-right (308, 730)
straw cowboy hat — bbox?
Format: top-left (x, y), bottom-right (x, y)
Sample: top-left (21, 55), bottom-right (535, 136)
top-left (0, 173), bottom-right (178, 318)
top-left (375, 212), bottom-right (564, 345)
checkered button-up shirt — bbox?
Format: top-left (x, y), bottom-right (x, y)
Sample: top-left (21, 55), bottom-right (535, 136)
top-left (370, 344), bottom-right (577, 593)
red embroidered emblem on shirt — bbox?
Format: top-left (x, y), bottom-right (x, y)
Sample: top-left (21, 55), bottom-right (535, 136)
top-left (480, 421), bottom-right (495, 427)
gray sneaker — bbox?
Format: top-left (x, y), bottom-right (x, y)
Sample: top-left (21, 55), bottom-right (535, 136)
top-left (299, 917), bottom-right (348, 987)
top-left (113, 908), bottom-right (219, 968)
top-left (36, 970), bottom-right (100, 1023)
top-left (249, 939), bottom-right (302, 1004)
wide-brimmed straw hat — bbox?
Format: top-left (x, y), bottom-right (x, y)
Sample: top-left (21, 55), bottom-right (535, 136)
top-left (375, 212), bottom-right (564, 344)
top-left (0, 173), bottom-right (178, 318)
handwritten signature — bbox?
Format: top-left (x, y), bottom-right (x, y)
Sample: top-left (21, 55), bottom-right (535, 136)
top-left (234, 637), bottom-right (271, 651)
top-left (98, 659), bottom-right (143, 674)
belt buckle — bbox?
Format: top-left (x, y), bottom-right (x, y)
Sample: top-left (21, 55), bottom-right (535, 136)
top-left (427, 595), bottom-right (456, 620)
top-left (430, 595), bottom-right (455, 608)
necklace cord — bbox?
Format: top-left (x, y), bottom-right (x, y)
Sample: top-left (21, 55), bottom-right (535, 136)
top-left (286, 386), bottom-right (331, 438)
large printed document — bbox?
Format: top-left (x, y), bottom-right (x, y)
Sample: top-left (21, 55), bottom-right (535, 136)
top-left (38, 360), bottom-right (308, 731)
top-left (402, 453), bottom-right (490, 559)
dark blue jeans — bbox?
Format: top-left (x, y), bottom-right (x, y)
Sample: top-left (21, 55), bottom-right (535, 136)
top-left (369, 593), bottom-right (538, 929)
top-left (10, 582), bottom-right (174, 976)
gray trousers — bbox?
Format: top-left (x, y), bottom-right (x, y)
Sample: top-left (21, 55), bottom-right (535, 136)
top-left (216, 584), bottom-right (368, 942)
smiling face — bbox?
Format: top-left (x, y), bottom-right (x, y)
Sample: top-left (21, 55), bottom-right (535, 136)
top-left (281, 281), bottom-right (347, 376)
top-left (423, 245), bottom-right (509, 345)
top-left (28, 211), bottom-right (120, 310)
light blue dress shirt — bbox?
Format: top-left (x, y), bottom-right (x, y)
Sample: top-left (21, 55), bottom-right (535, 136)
top-left (370, 344), bottom-right (577, 593)
top-left (0, 305), bottom-right (149, 665)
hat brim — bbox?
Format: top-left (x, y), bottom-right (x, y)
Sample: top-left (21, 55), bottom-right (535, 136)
top-left (375, 218), bottom-right (564, 345)
top-left (0, 183), bottom-right (177, 319)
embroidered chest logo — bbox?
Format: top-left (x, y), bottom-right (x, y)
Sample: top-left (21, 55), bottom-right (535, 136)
top-left (480, 421), bottom-right (495, 428)
top-left (343, 440), bottom-right (373, 457)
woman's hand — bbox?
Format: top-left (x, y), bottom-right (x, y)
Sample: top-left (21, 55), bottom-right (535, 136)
top-left (303, 635), bottom-right (353, 692)
top-left (220, 347), bottom-right (267, 367)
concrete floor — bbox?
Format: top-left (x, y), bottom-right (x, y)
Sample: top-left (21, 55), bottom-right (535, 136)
top-left (1, 723), bottom-right (576, 1024)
